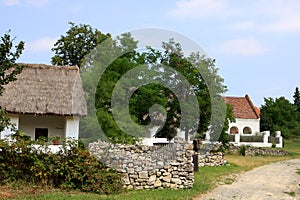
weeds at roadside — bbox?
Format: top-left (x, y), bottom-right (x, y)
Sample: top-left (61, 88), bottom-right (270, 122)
top-left (284, 191), bottom-right (296, 197)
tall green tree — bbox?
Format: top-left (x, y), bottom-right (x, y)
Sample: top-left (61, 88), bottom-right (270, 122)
top-left (51, 22), bottom-right (110, 68)
top-left (94, 33), bottom-right (141, 144)
top-left (52, 23), bottom-right (231, 144)
top-left (131, 40), bottom-right (230, 140)
top-left (260, 96), bottom-right (300, 138)
top-left (84, 35), bottom-right (233, 144)
top-left (293, 87), bottom-right (300, 112)
top-left (80, 33), bottom-right (140, 144)
top-left (0, 31), bottom-right (24, 132)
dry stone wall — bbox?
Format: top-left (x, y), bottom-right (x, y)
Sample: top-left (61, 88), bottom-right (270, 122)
top-left (88, 137), bottom-right (194, 190)
top-left (198, 151), bottom-right (227, 167)
top-left (196, 142), bottom-right (227, 167)
top-left (229, 145), bottom-right (289, 156)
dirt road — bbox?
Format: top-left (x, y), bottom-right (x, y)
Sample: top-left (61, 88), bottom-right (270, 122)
top-left (196, 158), bottom-right (300, 200)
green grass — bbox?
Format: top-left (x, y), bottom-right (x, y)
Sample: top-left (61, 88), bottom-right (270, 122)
top-left (14, 192), bottom-right (101, 200)
top-left (5, 136), bottom-right (300, 200)
top-left (284, 136), bottom-right (300, 156)
top-left (9, 164), bottom-right (241, 200)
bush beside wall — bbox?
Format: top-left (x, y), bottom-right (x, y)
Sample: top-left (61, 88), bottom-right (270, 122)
top-left (0, 138), bottom-right (123, 195)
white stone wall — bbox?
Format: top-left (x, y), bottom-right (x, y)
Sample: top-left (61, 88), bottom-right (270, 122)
top-left (228, 118), bottom-right (260, 134)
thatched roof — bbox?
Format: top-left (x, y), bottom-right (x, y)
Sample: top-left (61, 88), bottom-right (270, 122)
top-left (0, 64), bottom-right (87, 116)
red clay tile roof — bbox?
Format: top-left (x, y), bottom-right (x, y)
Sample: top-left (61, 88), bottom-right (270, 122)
top-left (224, 95), bottom-right (260, 119)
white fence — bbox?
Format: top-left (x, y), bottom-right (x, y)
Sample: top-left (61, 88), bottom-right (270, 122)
top-left (229, 131), bottom-right (283, 148)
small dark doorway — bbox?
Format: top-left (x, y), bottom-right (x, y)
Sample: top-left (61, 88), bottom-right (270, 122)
top-left (35, 128), bottom-right (48, 140)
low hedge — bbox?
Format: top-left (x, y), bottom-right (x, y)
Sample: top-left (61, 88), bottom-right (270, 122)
top-left (0, 133), bottom-right (124, 195)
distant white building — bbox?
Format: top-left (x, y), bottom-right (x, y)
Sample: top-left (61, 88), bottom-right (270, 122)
top-left (141, 127), bottom-right (189, 146)
top-left (221, 95), bottom-right (283, 148)
top-left (224, 94), bottom-right (260, 135)
top-left (0, 64), bottom-right (87, 141)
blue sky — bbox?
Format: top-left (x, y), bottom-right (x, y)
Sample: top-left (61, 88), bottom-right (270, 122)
top-left (1, 0), bottom-right (300, 106)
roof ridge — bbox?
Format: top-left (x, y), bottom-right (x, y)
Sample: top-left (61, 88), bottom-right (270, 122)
top-left (245, 94), bottom-right (260, 119)
top-left (17, 63), bottom-right (79, 70)
top-left (223, 96), bottom-right (246, 99)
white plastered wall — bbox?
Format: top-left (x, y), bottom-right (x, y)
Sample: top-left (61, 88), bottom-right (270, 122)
top-left (228, 118), bottom-right (260, 135)
top-left (1, 114), bottom-right (81, 141)
top-left (65, 116), bottom-right (80, 140)
top-left (18, 114), bottom-right (65, 140)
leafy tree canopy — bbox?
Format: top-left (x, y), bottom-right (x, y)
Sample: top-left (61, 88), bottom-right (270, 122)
top-left (0, 31), bottom-right (24, 132)
top-left (293, 87), bottom-right (300, 112)
top-left (51, 22), bottom-right (110, 68)
top-left (80, 32), bottom-right (233, 144)
top-left (260, 96), bottom-right (300, 138)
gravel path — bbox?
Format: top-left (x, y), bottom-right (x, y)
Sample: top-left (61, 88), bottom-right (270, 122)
top-left (196, 158), bottom-right (300, 200)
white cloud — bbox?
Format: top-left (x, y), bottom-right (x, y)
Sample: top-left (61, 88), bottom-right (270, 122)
top-left (70, 5), bottom-right (83, 13)
top-left (230, 18), bottom-right (300, 33)
top-left (1, 0), bottom-right (48, 6)
top-left (2, 0), bottom-right (20, 6)
top-left (228, 0), bottom-right (300, 32)
top-left (168, 0), bottom-right (230, 18)
top-left (261, 17), bottom-right (300, 32)
top-left (27, 0), bottom-right (48, 7)
top-left (169, 0), bottom-right (300, 33)
top-left (217, 38), bottom-right (268, 56)
top-left (27, 37), bottom-right (57, 52)
top-left (229, 21), bottom-right (256, 31)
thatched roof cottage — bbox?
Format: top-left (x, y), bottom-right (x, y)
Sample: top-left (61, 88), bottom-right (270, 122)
top-left (0, 64), bottom-right (87, 141)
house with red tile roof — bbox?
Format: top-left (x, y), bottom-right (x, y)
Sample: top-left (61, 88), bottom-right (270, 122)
top-left (224, 94), bottom-right (260, 135)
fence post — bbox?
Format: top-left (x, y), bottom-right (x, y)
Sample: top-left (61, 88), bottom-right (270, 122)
top-left (275, 131), bottom-right (281, 137)
top-left (263, 131), bottom-right (270, 144)
top-left (235, 134), bottom-right (240, 144)
top-left (275, 131), bottom-right (283, 148)
top-left (193, 154), bottom-right (199, 172)
top-left (205, 132), bottom-right (210, 141)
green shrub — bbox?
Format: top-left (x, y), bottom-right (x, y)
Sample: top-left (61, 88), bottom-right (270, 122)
top-left (0, 134), bottom-right (124, 195)
top-left (271, 143), bottom-right (276, 148)
top-left (239, 145), bottom-right (246, 156)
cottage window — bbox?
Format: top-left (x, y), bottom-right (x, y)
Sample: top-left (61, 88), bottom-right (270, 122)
top-left (243, 127), bottom-right (252, 134)
top-left (230, 126), bottom-right (239, 134)
top-left (35, 128), bottom-right (48, 140)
